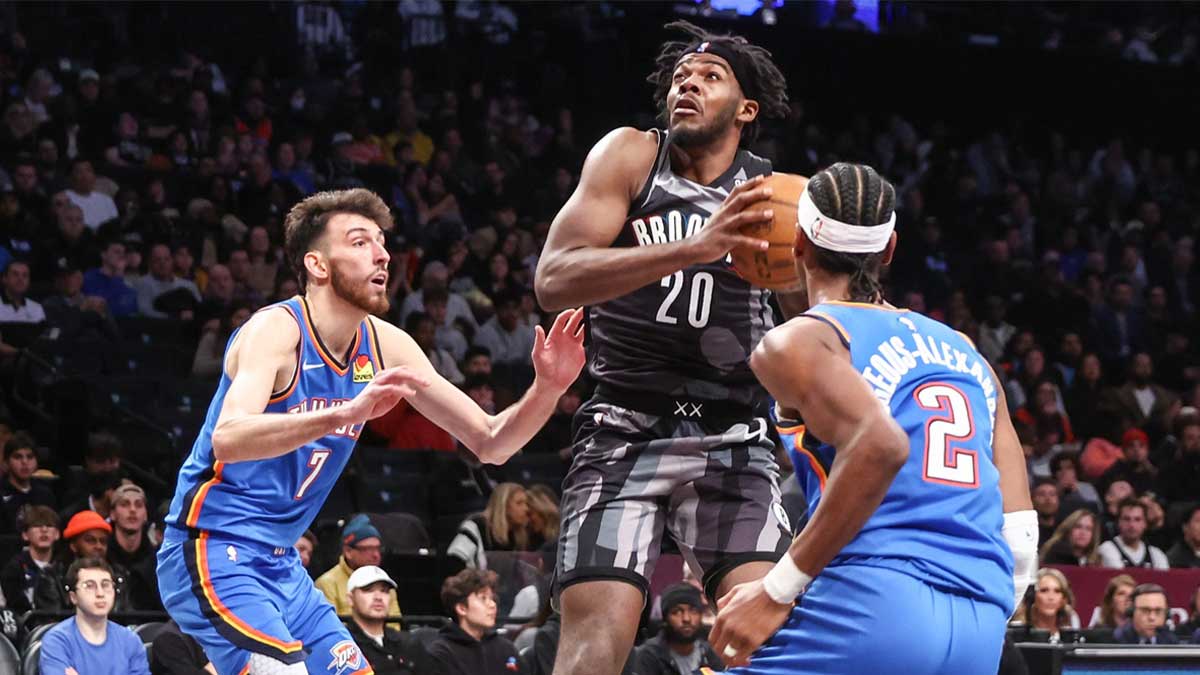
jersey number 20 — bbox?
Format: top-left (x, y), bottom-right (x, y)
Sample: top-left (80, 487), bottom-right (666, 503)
top-left (656, 271), bottom-right (714, 328)
top-left (914, 383), bottom-right (979, 488)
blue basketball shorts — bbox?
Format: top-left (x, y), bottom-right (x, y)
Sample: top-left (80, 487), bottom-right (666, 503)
top-left (726, 563), bottom-right (1006, 675)
top-left (157, 527), bottom-right (372, 675)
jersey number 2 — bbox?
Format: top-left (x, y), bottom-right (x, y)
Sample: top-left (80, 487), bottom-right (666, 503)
top-left (914, 383), bottom-right (979, 488)
top-left (656, 271), bottom-right (714, 328)
top-left (295, 449), bottom-right (331, 500)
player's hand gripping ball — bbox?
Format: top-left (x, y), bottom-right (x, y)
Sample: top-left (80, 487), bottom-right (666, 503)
top-left (730, 173), bottom-right (808, 291)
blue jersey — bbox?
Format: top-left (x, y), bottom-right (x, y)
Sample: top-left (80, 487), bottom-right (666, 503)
top-left (164, 296), bottom-right (384, 548)
top-left (785, 300), bottom-right (1013, 612)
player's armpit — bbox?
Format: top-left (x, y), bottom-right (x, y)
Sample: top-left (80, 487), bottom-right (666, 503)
top-left (749, 319), bottom-right (909, 578)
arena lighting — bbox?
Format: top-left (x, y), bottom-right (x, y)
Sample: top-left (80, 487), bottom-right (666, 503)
top-left (673, 0), bottom-right (784, 24)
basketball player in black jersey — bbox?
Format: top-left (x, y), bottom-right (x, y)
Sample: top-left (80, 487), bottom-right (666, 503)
top-left (535, 21), bottom-right (798, 675)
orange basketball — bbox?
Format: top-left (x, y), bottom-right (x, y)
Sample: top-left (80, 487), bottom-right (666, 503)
top-left (730, 172), bottom-right (808, 290)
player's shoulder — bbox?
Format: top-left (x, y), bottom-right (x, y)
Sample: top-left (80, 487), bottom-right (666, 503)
top-left (586, 127), bottom-right (660, 168)
top-left (232, 304), bottom-right (301, 356)
top-left (753, 316), bottom-right (846, 368)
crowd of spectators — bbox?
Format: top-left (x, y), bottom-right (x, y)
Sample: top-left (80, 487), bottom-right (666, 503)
top-left (0, 2), bottom-right (1197, 673)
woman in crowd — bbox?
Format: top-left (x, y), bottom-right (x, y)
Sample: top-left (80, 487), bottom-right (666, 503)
top-left (1089, 573), bottom-right (1136, 630)
top-left (1040, 509), bottom-right (1101, 566)
top-left (525, 484), bottom-right (560, 552)
top-left (1016, 568), bottom-right (1081, 642)
top-left (447, 482), bottom-right (531, 570)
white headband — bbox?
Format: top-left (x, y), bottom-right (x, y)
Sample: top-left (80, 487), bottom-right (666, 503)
top-left (796, 188), bottom-right (895, 253)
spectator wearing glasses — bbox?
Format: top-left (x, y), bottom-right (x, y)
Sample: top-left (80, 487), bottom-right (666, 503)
top-left (34, 510), bottom-right (132, 612)
top-left (315, 515), bottom-right (402, 620)
top-left (38, 557), bottom-right (150, 675)
top-left (1112, 584), bottom-right (1178, 644)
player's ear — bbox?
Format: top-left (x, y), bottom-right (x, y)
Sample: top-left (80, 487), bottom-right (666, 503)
top-left (793, 225), bottom-right (809, 263)
top-left (881, 231), bottom-right (898, 265)
top-left (304, 249), bottom-right (329, 284)
top-left (737, 98), bottom-right (759, 124)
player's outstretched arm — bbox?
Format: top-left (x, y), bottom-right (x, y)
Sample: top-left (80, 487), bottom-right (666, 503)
top-left (211, 308), bottom-right (430, 463)
top-left (373, 308), bottom-right (585, 464)
top-left (534, 127), bottom-right (773, 311)
top-left (710, 319), bottom-right (909, 666)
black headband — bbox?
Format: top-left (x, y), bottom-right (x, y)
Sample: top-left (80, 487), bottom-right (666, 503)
top-left (675, 40), bottom-right (757, 101)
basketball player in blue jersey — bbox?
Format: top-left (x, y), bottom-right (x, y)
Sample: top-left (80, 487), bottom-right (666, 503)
top-left (156, 188), bottom-right (585, 675)
top-left (708, 164), bottom-right (1038, 674)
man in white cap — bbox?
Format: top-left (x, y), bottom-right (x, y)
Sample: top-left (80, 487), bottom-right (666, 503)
top-left (344, 565), bottom-right (433, 675)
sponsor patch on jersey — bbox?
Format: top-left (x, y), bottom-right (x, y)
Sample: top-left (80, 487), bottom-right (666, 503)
top-left (326, 640), bottom-right (362, 674)
top-left (352, 354), bottom-right (374, 383)
top-left (506, 656), bottom-right (520, 671)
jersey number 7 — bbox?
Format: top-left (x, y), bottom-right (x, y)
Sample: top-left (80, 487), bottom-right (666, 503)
top-left (295, 448), bottom-right (332, 500)
top-left (914, 383), bottom-right (979, 489)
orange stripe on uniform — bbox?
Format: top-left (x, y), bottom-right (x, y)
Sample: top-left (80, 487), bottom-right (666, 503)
top-left (185, 461), bottom-right (224, 528)
top-left (364, 318), bottom-right (384, 370)
top-left (805, 310), bottom-right (851, 345)
top-left (826, 299), bottom-right (909, 313)
top-left (194, 532), bottom-right (304, 655)
top-left (300, 297), bottom-right (358, 375)
top-left (238, 664), bottom-right (251, 675)
top-left (781, 425), bottom-right (827, 492)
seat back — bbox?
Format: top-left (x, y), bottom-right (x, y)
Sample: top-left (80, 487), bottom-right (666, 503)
top-left (22, 639), bottom-right (40, 675)
top-left (0, 633), bottom-right (19, 675)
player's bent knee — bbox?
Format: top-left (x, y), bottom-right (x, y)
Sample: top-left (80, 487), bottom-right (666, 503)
top-left (248, 653), bottom-right (309, 674)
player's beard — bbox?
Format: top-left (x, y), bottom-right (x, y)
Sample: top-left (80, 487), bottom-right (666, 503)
top-left (330, 260), bottom-right (390, 315)
top-left (670, 97), bottom-right (740, 149)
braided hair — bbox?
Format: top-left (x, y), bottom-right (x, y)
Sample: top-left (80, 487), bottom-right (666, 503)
top-left (805, 163), bottom-right (897, 303)
top-left (647, 20), bottom-right (790, 147)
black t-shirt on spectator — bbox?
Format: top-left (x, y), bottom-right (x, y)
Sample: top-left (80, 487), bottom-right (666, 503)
top-left (428, 622), bottom-right (523, 675)
top-left (107, 529), bottom-right (162, 611)
top-left (150, 620), bottom-right (211, 675)
top-left (0, 549), bottom-right (51, 614)
top-left (0, 480), bottom-right (56, 533)
top-left (344, 619), bottom-right (435, 675)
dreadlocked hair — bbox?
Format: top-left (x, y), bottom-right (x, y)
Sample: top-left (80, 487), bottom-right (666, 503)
top-left (647, 20), bottom-right (790, 147)
top-left (805, 163), bottom-right (897, 303)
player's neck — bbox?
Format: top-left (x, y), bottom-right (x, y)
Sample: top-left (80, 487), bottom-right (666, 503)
top-left (668, 133), bottom-right (739, 186)
top-left (304, 288), bottom-right (367, 359)
top-left (805, 271), bottom-right (854, 307)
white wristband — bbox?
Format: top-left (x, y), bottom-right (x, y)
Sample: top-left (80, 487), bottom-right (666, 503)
top-left (762, 555), bottom-right (812, 604)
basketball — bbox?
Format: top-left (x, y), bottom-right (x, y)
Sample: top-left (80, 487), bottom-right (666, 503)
top-left (730, 172), bottom-right (809, 290)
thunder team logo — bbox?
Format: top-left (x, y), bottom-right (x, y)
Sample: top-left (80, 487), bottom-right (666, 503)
top-left (352, 354), bottom-right (375, 383)
top-left (326, 640), bottom-right (363, 674)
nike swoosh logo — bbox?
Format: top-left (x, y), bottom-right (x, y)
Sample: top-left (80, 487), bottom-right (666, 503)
top-left (302, 363), bottom-right (324, 371)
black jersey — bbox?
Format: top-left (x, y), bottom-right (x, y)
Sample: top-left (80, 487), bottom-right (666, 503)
top-left (587, 129), bottom-right (774, 406)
